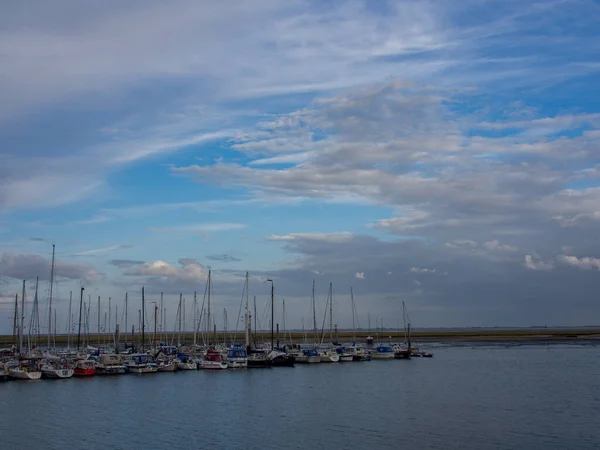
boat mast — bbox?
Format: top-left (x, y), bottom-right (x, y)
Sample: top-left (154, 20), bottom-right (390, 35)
top-left (207, 270), bottom-right (211, 344)
top-left (124, 292), bottom-right (128, 342)
top-left (193, 291), bottom-right (197, 347)
top-left (20, 280), bottom-right (26, 355)
top-left (13, 293), bottom-right (18, 350)
top-left (108, 296), bottom-right (112, 337)
top-left (253, 296), bottom-right (257, 346)
top-left (178, 293), bottom-right (182, 346)
top-left (152, 302), bottom-right (157, 354)
top-left (29, 278), bottom-right (40, 351)
top-left (97, 296), bottom-right (101, 347)
top-left (329, 282), bottom-right (333, 342)
top-left (77, 287), bottom-right (84, 350)
top-left (141, 287), bottom-right (145, 352)
top-left (351, 287), bottom-right (356, 343)
top-left (312, 280), bottom-right (317, 343)
top-left (267, 279), bottom-right (274, 350)
top-left (244, 272), bottom-right (249, 350)
top-left (67, 290), bottom-right (72, 350)
top-left (47, 244), bottom-right (55, 350)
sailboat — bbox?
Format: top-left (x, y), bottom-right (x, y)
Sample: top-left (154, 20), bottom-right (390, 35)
top-left (10, 281), bottom-right (43, 380)
top-left (40, 358), bottom-right (74, 379)
top-left (265, 279), bottom-right (294, 367)
top-left (402, 301), bottom-right (433, 358)
top-left (318, 283), bottom-right (339, 363)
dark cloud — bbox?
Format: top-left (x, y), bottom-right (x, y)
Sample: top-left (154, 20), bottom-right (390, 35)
top-left (0, 252), bottom-right (100, 284)
top-left (207, 254), bottom-right (241, 263)
top-left (109, 259), bottom-right (145, 268)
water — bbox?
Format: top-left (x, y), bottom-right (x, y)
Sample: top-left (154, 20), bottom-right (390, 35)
top-left (1, 344), bottom-right (599, 449)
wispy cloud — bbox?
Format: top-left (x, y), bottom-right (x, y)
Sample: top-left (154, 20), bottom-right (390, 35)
top-left (72, 244), bottom-right (134, 257)
top-left (150, 223), bottom-right (246, 233)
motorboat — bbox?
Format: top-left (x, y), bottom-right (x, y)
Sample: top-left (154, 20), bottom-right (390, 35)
top-left (347, 345), bottom-right (370, 361)
top-left (123, 354), bottom-right (158, 374)
top-left (371, 344), bottom-right (395, 360)
top-left (94, 354), bottom-right (127, 375)
top-left (198, 349), bottom-right (228, 370)
top-left (318, 348), bottom-right (340, 363)
top-left (74, 359), bottom-right (96, 376)
top-left (294, 348), bottom-right (320, 364)
top-left (177, 355), bottom-right (197, 371)
top-left (335, 347), bottom-right (354, 362)
top-left (226, 347), bottom-right (248, 368)
top-left (157, 360), bottom-right (178, 372)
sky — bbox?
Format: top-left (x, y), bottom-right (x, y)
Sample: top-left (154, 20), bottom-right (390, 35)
top-left (1, 0), bottom-right (600, 335)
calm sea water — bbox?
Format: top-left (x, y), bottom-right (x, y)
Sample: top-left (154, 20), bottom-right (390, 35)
top-left (1, 344), bottom-right (599, 449)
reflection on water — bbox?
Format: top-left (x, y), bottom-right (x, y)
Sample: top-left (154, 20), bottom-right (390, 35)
top-left (2, 345), bottom-right (599, 450)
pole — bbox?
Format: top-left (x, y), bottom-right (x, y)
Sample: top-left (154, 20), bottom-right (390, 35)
top-left (77, 287), bottom-right (84, 350)
top-left (312, 280), bottom-right (317, 341)
top-left (267, 279), bottom-right (274, 350)
top-left (329, 282), bottom-right (333, 342)
top-left (13, 293), bottom-right (18, 349)
top-left (160, 292), bottom-right (164, 344)
top-left (97, 296), bottom-right (101, 347)
top-left (207, 270), bottom-right (211, 344)
top-left (48, 244), bottom-right (55, 349)
top-left (178, 293), bottom-right (182, 346)
top-left (20, 280), bottom-right (26, 355)
top-left (244, 272), bottom-right (249, 349)
top-left (193, 291), bottom-right (197, 347)
top-left (141, 287), bottom-right (145, 352)
top-left (67, 291), bottom-right (72, 350)
top-left (125, 292), bottom-right (128, 342)
top-left (151, 302), bottom-right (157, 354)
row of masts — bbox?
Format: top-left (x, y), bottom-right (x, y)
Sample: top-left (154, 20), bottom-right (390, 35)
top-left (10, 244), bottom-right (397, 355)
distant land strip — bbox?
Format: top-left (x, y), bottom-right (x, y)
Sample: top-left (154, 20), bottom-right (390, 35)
top-left (2, 328), bottom-right (599, 347)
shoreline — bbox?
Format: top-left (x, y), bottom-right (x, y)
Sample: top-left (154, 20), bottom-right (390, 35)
top-left (2, 328), bottom-right (599, 347)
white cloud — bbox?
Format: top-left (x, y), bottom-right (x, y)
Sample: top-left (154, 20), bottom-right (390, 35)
top-left (482, 240), bottom-right (519, 252)
top-left (268, 232), bottom-right (354, 244)
top-left (410, 267), bottom-right (436, 274)
top-left (355, 272), bottom-right (365, 279)
top-left (557, 255), bottom-right (600, 271)
top-left (524, 254), bottom-right (554, 271)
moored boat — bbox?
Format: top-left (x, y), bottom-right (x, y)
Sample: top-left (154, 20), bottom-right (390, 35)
top-left (157, 360), bottom-right (178, 372)
top-left (226, 347), bottom-right (248, 368)
top-left (371, 344), bottom-right (395, 360)
top-left (319, 348), bottom-right (340, 363)
top-left (295, 348), bottom-right (320, 364)
top-left (9, 363), bottom-right (42, 380)
top-left (335, 347), bottom-right (354, 362)
top-left (40, 363), bottom-right (74, 379)
top-left (199, 349), bottom-right (228, 370)
top-left (74, 359), bottom-right (96, 376)
top-left (123, 354), bottom-right (158, 374)
top-left (94, 354), bottom-right (126, 375)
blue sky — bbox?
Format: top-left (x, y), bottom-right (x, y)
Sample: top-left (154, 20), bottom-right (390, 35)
top-left (1, 0), bottom-right (600, 334)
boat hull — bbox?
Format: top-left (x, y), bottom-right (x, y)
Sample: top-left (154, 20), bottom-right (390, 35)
top-left (128, 366), bottom-right (158, 374)
top-left (74, 368), bottom-right (96, 376)
top-left (339, 355), bottom-right (354, 362)
top-left (199, 361), bottom-right (228, 370)
top-left (319, 353), bottom-right (340, 363)
top-left (95, 366), bottom-right (127, 375)
top-left (177, 362), bottom-right (197, 370)
top-left (42, 368), bottom-right (74, 379)
top-left (227, 359), bottom-right (248, 368)
top-left (9, 369), bottom-right (42, 380)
